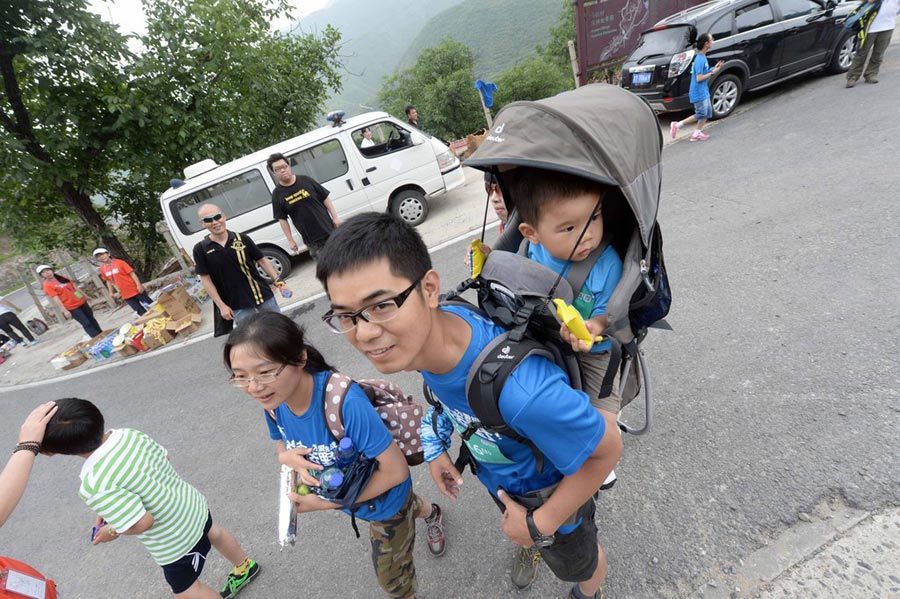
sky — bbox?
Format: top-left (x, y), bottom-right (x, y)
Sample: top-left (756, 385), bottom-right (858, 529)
top-left (87, 0), bottom-right (332, 37)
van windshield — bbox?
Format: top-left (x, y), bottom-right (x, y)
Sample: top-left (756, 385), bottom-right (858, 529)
top-left (632, 27), bottom-right (692, 59)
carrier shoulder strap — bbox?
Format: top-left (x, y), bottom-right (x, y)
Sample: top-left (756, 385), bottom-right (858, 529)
top-left (465, 333), bottom-right (557, 473)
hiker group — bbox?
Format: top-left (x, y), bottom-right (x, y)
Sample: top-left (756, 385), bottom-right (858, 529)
top-left (5, 84), bottom-right (670, 599)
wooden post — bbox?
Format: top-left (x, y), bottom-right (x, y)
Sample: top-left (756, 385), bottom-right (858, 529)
top-left (568, 40), bottom-right (581, 88)
top-left (477, 90), bottom-right (494, 129)
top-left (156, 220), bottom-right (192, 276)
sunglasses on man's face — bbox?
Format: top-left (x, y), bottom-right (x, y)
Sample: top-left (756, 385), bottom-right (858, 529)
top-left (201, 213), bottom-right (223, 224)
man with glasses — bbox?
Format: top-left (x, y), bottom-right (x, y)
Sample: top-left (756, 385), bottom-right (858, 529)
top-left (192, 204), bottom-right (289, 337)
top-left (315, 213), bottom-right (622, 599)
top-left (267, 152), bottom-right (341, 260)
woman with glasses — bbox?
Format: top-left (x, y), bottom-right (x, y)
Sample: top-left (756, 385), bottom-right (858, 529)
top-left (223, 312), bottom-right (445, 599)
top-left (36, 264), bottom-right (103, 338)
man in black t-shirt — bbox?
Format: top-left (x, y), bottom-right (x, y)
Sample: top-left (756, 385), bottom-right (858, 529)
top-left (267, 153), bottom-right (341, 259)
top-left (192, 204), bottom-right (290, 336)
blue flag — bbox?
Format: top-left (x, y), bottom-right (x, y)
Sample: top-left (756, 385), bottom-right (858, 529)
top-left (474, 79), bottom-right (499, 108)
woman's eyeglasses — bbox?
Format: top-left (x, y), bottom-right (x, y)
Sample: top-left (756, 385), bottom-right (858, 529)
top-left (229, 364), bottom-right (287, 388)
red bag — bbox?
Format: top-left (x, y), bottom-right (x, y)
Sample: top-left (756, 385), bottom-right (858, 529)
top-left (0, 556), bottom-right (57, 599)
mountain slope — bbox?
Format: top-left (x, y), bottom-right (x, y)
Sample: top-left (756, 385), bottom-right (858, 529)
top-left (398, 0), bottom-right (561, 79)
top-left (295, 0), bottom-right (465, 113)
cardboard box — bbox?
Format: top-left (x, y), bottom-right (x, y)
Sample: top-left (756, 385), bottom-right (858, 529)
top-left (167, 312), bottom-right (202, 337)
top-left (133, 302), bottom-right (165, 325)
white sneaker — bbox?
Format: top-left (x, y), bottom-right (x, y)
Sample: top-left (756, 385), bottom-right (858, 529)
top-left (600, 469), bottom-right (617, 490)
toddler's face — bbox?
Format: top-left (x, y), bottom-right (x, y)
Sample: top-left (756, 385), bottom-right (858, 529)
top-left (521, 192), bottom-right (604, 262)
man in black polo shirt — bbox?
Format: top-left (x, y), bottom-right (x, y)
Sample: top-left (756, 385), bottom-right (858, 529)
top-left (193, 203), bottom-right (290, 336)
top-left (267, 153), bottom-right (341, 260)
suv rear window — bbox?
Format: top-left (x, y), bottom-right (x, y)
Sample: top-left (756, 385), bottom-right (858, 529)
top-left (632, 27), bottom-right (692, 59)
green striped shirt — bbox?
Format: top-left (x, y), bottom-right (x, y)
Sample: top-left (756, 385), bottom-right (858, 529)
top-left (79, 428), bottom-right (208, 565)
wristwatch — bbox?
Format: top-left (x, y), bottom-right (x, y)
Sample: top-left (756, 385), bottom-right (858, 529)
top-left (525, 508), bottom-right (555, 548)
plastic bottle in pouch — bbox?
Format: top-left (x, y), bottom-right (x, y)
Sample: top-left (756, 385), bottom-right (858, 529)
top-left (319, 467), bottom-right (344, 491)
top-left (335, 437), bottom-right (358, 469)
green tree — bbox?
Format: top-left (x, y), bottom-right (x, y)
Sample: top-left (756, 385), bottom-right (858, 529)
top-left (378, 38), bottom-right (484, 141)
top-left (1, 0), bottom-right (342, 276)
top-left (493, 55), bottom-right (573, 108)
top-left (539, 0), bottom-right (577, 71)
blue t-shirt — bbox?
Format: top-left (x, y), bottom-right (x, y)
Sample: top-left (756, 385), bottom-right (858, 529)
top-left (265, 370), bottom-right (411, 522)
top-left (421, 305), bottom-right (605, 499)
top-left (689, 54), bottom-right (712, 102)
top-left (528, 243), bottom-right (623, 353)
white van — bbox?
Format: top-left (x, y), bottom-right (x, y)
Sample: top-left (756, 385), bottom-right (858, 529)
top-left (159, 111), bottom-right (465, 278)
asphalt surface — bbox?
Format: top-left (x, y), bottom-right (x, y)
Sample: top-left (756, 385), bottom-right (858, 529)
top-left (1, 43), bottom-right (899, 599)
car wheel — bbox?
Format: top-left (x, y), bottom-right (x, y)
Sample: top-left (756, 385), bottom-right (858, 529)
top-left (256, 246), bottom-right (292, 282)
top-left (710, 74), bottom-right (742, 119)
top-left (828, 33), bottom-right (855, 73)
top-left (391, 190), bottom-right (429, 226)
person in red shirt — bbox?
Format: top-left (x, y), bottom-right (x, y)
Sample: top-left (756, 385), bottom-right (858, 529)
top-left (37, 265), bottom-right (102, 338)
top-left (92, 248), bottom-right (152, 315)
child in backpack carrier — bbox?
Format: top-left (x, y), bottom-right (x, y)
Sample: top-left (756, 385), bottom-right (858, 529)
top-left (223, 311), bottom-right (445, 599)
top-left (481, 167), bottom-right (624, 485)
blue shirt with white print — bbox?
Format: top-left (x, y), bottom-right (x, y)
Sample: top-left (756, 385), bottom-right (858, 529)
top-left (265, 370), bottom-right (411, 521)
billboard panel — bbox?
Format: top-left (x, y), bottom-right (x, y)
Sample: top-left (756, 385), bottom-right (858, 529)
top-left (575, 0), bottom-right (705, 83)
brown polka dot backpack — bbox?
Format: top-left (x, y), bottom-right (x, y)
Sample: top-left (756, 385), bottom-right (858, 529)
top-left (323, 372), bottom-right (425, 466)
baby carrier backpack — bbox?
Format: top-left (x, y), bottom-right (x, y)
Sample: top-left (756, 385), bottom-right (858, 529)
top-left (427, 84), bottom-right (670, 473)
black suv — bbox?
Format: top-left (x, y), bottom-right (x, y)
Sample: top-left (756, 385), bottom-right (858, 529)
top-left (621, 0), bottom-right (855, 118)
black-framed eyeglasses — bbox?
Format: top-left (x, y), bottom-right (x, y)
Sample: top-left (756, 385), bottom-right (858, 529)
top-left (322, 280), bottom-right (421, 333)
top-left (229, 363), bottom-right (287, 388)
top-left (201, 213), bottom-right (223, 224)
top-left (272, 164), bottom-right (291, 173)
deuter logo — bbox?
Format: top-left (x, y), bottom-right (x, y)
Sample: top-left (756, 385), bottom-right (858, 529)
top-left (496, 345), bottom-right (515, 360)
top-left (486, 122), bottom-right (506, 143)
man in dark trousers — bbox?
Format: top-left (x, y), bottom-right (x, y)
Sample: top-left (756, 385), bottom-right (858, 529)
top-left (192, 204), bottom-right (290, 337)
top-left (267, 153), bottom-right (341, 260)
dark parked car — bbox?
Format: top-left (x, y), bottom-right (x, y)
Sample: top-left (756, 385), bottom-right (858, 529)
top-left (621, 0), bottom-right (855, 118)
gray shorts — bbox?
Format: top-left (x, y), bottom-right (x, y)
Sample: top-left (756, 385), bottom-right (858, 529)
top-left (580, 351), bottom-right (622, 415)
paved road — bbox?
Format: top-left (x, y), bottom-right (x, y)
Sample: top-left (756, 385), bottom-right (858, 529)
top-left (2, 47), bottom-right (899, 598)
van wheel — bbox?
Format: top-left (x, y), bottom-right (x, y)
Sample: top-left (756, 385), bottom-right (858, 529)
top-left (710, 74), bottom-right (742, 119)
top-left (391, 190), bottom-right (429, 226)
top-left (257, 246), bottom-right (293, 282)
top-left (828, 33), bottom-right (855, 73)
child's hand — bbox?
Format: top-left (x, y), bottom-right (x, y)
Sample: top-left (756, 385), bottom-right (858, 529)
top-left (464, 243), bottom-right (491, 267)
top-left (287, 491), bottom-right (340, 513)
top-left (278, 447), bottom-right (324, 487)
top-left (559, 322), bottom-right (593, 352)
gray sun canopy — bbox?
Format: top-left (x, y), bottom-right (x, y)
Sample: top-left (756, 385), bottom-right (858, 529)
top-left (464, 83), bottom-right (663, 247)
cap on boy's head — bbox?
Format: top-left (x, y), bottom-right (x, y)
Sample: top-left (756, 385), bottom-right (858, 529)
top-left (41, 398), bottom-right (105, 455)
top-left (36, 264), bottom-right (53, 275)
top-left (92, 248), bottom-right (109, 257)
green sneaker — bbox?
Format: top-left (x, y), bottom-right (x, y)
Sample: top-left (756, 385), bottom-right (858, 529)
top-left (220, 559), bottom-right (260, 598)
top-left (510, 546), bottom-right (541, 590)
top-left (567, 585), bottom-right (605, 599)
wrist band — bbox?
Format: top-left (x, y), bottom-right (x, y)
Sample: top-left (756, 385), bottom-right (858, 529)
top-left (13, 441), bottom-right (41, 455)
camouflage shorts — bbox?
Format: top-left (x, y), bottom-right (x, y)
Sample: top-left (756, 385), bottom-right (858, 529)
top-left (370, 489), bottom-right (425, 598)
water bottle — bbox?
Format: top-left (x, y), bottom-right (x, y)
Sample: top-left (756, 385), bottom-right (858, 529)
top-left (281, 287), bottom-right (292, 299)
top-left (320, 467), bottom-right (344, 491)
top-left (335, 437), bottom-right (358, 470)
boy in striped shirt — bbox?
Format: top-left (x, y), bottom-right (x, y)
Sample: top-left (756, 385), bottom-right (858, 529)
top-left (41, 398), bottom-right (260, 598)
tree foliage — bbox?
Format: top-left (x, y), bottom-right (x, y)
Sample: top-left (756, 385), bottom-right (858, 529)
top-left (538, 0), bottom-right (577, 71)
top-left (493, 55), bottom-right (574, 108)
top-left (378, 38), bottom-right (484, 141)
top-left (0, 0), bottom-right (342, 277)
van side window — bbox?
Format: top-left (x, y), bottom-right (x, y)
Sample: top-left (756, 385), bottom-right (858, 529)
top-left (708, 13), bottom-right (735, 40)
top-left (772, 0), bottom-right (820, 20)
top-left (285, 139), bottom-right (348, 183)
top-left (171, 169), bottom-right (269, 234)
top-left (736, 1), bottom-right (775, 33)
top-left (352, 122), bottom-right (413, 159)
